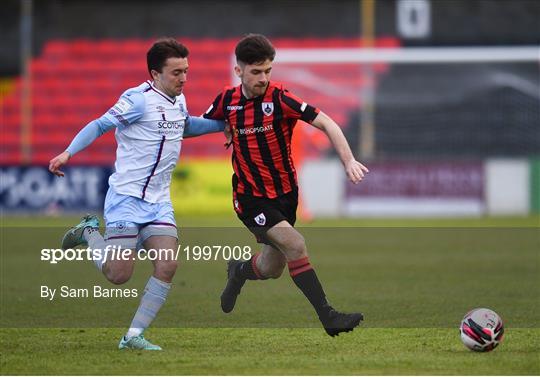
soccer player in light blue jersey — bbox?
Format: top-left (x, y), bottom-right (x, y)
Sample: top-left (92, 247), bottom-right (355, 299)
top-left (49, 38), bottom-right (225, 350)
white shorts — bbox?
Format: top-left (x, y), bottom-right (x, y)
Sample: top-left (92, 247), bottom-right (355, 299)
top-left (103, 187), bottom-right (178, 249)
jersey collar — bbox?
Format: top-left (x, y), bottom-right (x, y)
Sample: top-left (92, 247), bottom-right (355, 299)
top-left (240, 82), bottom-right (270, 101)
top-left (149, 81), bottom-right (177, 105)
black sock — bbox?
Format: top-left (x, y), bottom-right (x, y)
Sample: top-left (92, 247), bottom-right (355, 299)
top-left (288, 257), bottom-right (332, 318)
top-left (235, 254), bottom-right (264, 280)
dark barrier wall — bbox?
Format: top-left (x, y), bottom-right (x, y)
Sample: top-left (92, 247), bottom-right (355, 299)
top-left (2, 0), bottom-right (539, 75)
top-left (0, 166), bottom-right (112, 212)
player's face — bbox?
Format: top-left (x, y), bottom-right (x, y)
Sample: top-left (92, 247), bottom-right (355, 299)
top-left (236, 59), bottom-right (272, 99)
top-left (152, 57), bottom-right (188, 98)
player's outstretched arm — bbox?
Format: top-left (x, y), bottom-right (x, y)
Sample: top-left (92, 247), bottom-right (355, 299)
top-left (48, 116), bottom-right (115, 177)
top-left (184, 116), bottom-right (226, 138)
top-left (311, 111), bottom-right (369, 184)
top-left (49, 90), bottom-right (145, 177)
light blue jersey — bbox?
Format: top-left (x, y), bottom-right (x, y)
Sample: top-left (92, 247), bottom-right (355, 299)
top-left (64, 81), bottom-right (225, 244)
top-left (102, 81), bottom-right (187, 203)
top-left (66, 81), bottom-right (225, 203)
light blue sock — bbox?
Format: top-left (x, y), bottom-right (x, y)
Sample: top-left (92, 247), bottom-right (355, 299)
top-left (83, 228), bottom-right (108, 271)
top-left (126, 276), bottom-right (171, 338)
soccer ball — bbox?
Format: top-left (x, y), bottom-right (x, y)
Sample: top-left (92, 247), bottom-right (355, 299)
top-left (460, 308), bottom-right (504, 352)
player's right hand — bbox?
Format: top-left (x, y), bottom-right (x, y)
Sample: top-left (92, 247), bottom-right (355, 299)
top-left (49, 151), bottom-right (71, 177)
top-left (224, 123), bottom-right (232, 149)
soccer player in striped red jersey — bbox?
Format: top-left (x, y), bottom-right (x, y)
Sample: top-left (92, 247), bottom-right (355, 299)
top-left (204, 34), bottom-right (369, 337)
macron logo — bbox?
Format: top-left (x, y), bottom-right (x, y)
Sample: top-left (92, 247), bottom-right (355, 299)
top-left (227, 105), bottom-right (244, 111)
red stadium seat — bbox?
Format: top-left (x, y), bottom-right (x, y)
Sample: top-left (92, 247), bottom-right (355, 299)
top-left (0, 36), bottom-right (399, 165)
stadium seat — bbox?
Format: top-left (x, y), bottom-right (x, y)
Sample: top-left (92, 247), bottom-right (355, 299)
top-left (1, 36), bottom-right (395, 165)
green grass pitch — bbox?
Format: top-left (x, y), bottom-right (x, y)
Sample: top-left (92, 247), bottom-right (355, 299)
top-left (1, 215), bottom-right (539, 375)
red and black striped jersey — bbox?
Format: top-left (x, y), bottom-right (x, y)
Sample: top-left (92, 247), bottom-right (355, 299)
top-left (204, 82), bottom-right (319, 198)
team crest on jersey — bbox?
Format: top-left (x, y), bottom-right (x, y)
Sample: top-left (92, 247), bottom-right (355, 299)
top-left (115, 221), bottom-right (127, 233)
top-left (262, 102), bottom-right (274, 116)
top-left (254, 213), bottom-right (266, 226)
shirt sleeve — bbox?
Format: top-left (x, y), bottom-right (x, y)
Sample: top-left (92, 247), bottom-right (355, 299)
top-left (184, 116), bottom-right (226, 136)
top-left (123, 81), bottom-right (151, 96)
top-left (65, 116), bottom-right (116, 156)
top-left (202, 92), bottom-right (225, 120)
top-left (102, 91), bottom-right (146, 128)
top-left (280, 89), bottom-right (319, 123)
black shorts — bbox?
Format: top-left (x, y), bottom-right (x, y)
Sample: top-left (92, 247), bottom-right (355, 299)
top-left (233, 190), bottom-right (298, 244)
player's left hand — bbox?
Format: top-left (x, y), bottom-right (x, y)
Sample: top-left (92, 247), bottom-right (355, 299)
top-left (345, 159), bottom-right (369, 184)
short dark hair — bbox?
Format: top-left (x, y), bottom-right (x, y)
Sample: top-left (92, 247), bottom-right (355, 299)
top-left (147, 38), bottom-right (189, 76)
top-left (235, 34), bottom-right (275, 65)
